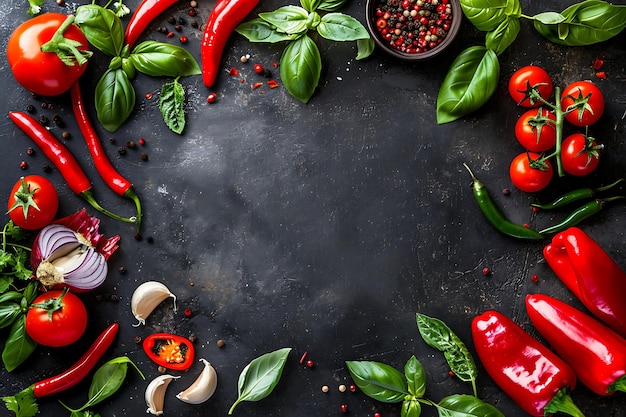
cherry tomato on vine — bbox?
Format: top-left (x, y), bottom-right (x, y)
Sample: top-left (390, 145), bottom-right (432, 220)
top-left (26, 288), bottom-right (88, 347)
top-left (560, 81), bottom-right (605, 127)
top-left (8, 175), bottom-right (59, 230)
top-left (508, 66), bottom-right (553, 107)
top-left (7, 13), bottom-right (91, 96)
top-left (561, 133), bottom-right (602, 176)
top-left (510, 152), bottom-right (553, 193)
top-left (515, 108), bottom-right (557, 152)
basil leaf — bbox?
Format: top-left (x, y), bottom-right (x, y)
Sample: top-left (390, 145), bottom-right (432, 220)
top-left (356, 37), bottom-right (375, 60)
top-left (317, 13), bottom-right (370, 41)
top-left (0, 302), bottom-right (21, 329)
top-left (27, 0), bottom-right (44, 15)
top-left (95, 68), bottom-right (136, 132)
top-left (317, 0), bottom-right (348, 12)
top-left (436, 46), bottom-right (499, 124)
top-left (533, 12), bottom-right (566, 25)
top-left (259, 6), bottom-right (310, 34)
top-left (2, 315), bottom-right (36, 372)
top-left (301, 0), bottom-right (323, 13)
top-left (533, 0), bottom-right (626, 46)
top-left (345, 360), bottom-right (408, 403)
top-left (437, 394), bottom-right (505, 417)
top-left (159, 78), bottom-right (187, 135)
top-left (280, 35), bottom-right (322, 103)
top-left (402, 398), bottom-right (422, 417)
top-left (75, 4), bottom-right (125, 57)
top-left (236, 18), bottom-right (301, 43)
top-left (228, 347), bottom-right (291, 414)
top-left (129, 41), bottom-right (201, 77)
top-left (404, 356), bottom-right (426, 398)
top-left (485, 16), bottom-right (520, 55)
top-left (460, 0), bottom-right (510, 32)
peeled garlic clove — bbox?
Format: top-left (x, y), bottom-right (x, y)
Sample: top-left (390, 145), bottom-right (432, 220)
top-left (131, 281), bottom-right (177, 326)
top-left (146, 374), bottom-right (180, 415)
top-left (176, 359), bottom-right (218, 404)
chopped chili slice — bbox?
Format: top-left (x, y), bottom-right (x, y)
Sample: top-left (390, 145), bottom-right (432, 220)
top-left (252, 82), bottom-right (263, 90)
top-left (267, 79), bottom-right (279, 89)
top-left (143, 333), bottom-right (195, 370)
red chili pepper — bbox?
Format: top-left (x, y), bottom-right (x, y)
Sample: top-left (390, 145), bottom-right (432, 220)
top-left (9, 111), bottom-right (137, 226)
top-left (143, 333), bottom-right (195, 370)
top-left (543, 227), bottom-right (626, 338)
top-left (526, 294), bottom-right (626, 396)
top-left (70, 82), bottom-right (143, 232)
top-left (471, 310), bottom-right (584, 417)
top-left (33, 322), bottom-right (119, 397)
top-left (201, 0), bottom-right (260, 87)
top-left (124, 0), bottom-right (180, 48)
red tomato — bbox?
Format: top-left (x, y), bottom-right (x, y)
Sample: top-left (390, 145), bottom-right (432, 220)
top-left (560, 81), bottom-right (605, 127)
top-left (26, 289), bottom-right (88, 347)
top-left (508, 66), bottom-right (553, 107)
top-left (561, 133), bottom-right (601, 176)
top-left (8, 176), bottom-right (59, 230)
top-left (7, 13), bottom-right (90, 96)
top-left (515, 108), bottom-right (557, 152)
top-left (510, 152), bottom-right (553, 193)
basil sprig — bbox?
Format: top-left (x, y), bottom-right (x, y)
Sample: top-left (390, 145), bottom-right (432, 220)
top-left (1, 281), bottom-right (38, 372)
top-left (236, 0), bottom-right (373, 103)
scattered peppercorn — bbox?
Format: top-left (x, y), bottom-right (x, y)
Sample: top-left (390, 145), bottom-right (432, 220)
top-left (134, 232), bottom-right (142, 241)
top-left (118, 266), bottom-right (127, 274)
top-left (502, 188), bottom-right (511, 196)
top-left (175, 24), bottom-right (182, 31)
top-left (146, 236), bottom-right (154, 244)
top-left (190, 0), bottom-right (197, 6)
top-left (26, 147), bottom-right (35, 155)
top-left (26, 104), bottom-right (35, 113)
top-left (57, 0), bottom-right (64, 5)
top-left (40, 102), bottom-right (47, 109)
top-left (110, 294), bottom-right (119, 302)
top-left (188, 8), bottom-right (197, 17)
top-left (135, 336), bottom-right (143, 344)
top-left (167, 32), bottom-right (174, 38)
top-left (531, 274), bottom-right (539, 283)
top-left (338, 384), bottom-right (347, 392)
top-left (482, 267), bottom-right (490, 276)
top-left (39, 115), bottom-right (49, 125)
top-left (532, 206), bottom-right (540, 213)
top-left (109, 137), bottom-right (116, 144)
top-left (167, 15), bottom-right (176, 24)
top-left (253, 63), bottom-right (264, 74)
top-left (140, 152), bottom-right (149, 161)
top-left (216, 339), bottom-right (226, 348)
top-left (321, 385), bottom-right (329, 393)
top-left (52, 114), bottom-right (64, 127)
top-left (306, 359), bottom-right (314, 368)
top-left (184, 307), bottom-right (193, 317)
top-left (189, 333), bottom-right (198, 343)
top-left (263, 69), bottom-right (272, 78)
top-left (117, 146), bottom-right (126, 155)
top-left (374, 413), bottom-right (381, 417)
top-left (179, 35), bottom-right (188, 43)
top-left (19, 161), bottom-right (28, 170)
top-left (126, 140), bottom-right (136, 149)
top-left (191, 20), bottom-right (198, 28)
top-left (448, 370), bottom-right (455, 376)
top-left (62, 131), bottom-right (71, 139)
top-left (349, 384), bottom-right (356, 392)
top-left (207, 93), bottom-right (217, 103)
top-left (158, 365), bottom-right (167, 373)
top-left (139, 137), bottom-right (146, 146)
top-left (42, 164), bottom-right (52, 173)
top-left (340, 404), bottom-right (348, 413)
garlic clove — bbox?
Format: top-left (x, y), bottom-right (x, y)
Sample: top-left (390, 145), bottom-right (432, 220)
top-left (145, 374), bottom-right (180, 415)
top-left (176, 358), bottom-right (218, 404)
top-left (131, 281), bottom-right (177, 326)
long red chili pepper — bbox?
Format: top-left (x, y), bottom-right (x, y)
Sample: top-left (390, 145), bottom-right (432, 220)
top-left (33, 322), bottom-right (119, 397)
top-left (124, 0), bottom-right (180, 48)
top-left (201, 0), bottom-right (260, 87)
top-left (471, 310), bottom-right (584, 417)
top-left (70, 82), bottom-right (142, 231)
top-left (9, 111), bottom-right (137, 226)
top-left (526, 294), bottom-right (626, 396)
top-left (543, 226), bottom-right (626, 338)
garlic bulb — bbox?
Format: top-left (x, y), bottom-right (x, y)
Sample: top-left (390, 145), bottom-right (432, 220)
top-left (176, 359), bottom-right (218, 404)
top-left (145, 374), bottom-right (180, 415)
top-left (131, 281), bottom-right (177, 326)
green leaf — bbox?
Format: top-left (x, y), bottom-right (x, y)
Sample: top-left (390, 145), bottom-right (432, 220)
top-left (280, 35), bottom-right (322, 103)
top-left (533, 12), bottom-right (566, 25)
top-left (2, 315), bottom-right (36, 372)
top-left (317, 13), bottom-right (370, 41)
top-left (317, 0), bottom-right (348, 12)
top-left (95, 68), bottom-right (136, 132)
top-left (437, 394), bottom-right (505, 417)
top-left (485, 16), bottom-right (520, 55)
top-left (0, 303), bottom-right (21, 330)
top-left (75, 4), bottom-right (125, 57)
top-left (460, 0), bottom-right (510, 32)
top-left (259, 6), bottom-right (310, 34)
top-left (130, 41), bottom-right (201, 77)
top-left (27, 0), bottom-right (44, 15)
top-left (236, 19), bottom-right (301, 43)
top-left (402, 398), bottom-right (422, 417)
top-left (436, 46), bottom-right (500, 124)
top-left (301, 0), bottom-right (323, 13)
top-left (2, 387), bottom-right (37, 417)
top-left (404, 356), bottom-right (426, 398)
top-left (345, 360), bottom-right (408, 403)
top-left (228, 347), bottom-right (291, 414)
top-left (356, 38), bottom-right (375, 60)
top-left (159, 78), bottom-right (187, 135)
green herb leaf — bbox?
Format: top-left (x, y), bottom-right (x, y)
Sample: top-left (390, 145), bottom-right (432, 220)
top-left (402, 398), bottom-right (422, 417)
top-left (317, 13), bottom-right (370, 41)
top-left (259, 6), bottom-right (310, 34)
top-left (2, 386), bottom-right (37, 417)
top-left (95, 68), bottom-right (136, 132)
top-left (345, 361), bottom-right (408, 403)
top-left (533, 12), bottom-right (566, 25)
top-left (280, 35), bottom-right (322, 103)
top-left (460, 0), bottom-right (510, 32)
top-left (2, 315), bottom-right (37, 372)
top-left (436, 46), bottom-right (500, 124)
top-left (356, 38), bottom-right (375, 60)
top-left (404, 356), bottom-right (426, 398)
top-left (485, 16), bottom-right (520, 55)
top-left (26, 0), bottom-right (44, 15)
top-left (129, 41), bottom-right (201, 77)
top-left (437, 394), bottom-right (505, 417)
top-left (236, 19), bottom-right (301, 43)
top-left (0, 303), bottom-right (21, 330)
top-left (159, 78), bottom-right (187, 135)
top-left (228, 347), bottom-right (291, 414)
top-left (75, 4), bottom-right (125, 57)
top-left (301, 0), bottom-right (323, 13)
top-left (317, 0), bottom-right (348, 12)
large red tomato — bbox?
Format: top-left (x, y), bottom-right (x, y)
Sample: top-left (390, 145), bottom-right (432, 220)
top-left (508, 66), bottom-right (553, 107)
top-left (560, 81), bottom-right (605, 127)
top-left (26, 289), bottom-right (88, 347)
top-left (7, 176), bottom-right (59, 230)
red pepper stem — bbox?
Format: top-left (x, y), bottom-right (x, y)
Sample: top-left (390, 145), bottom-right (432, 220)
top-left (609, 375), bottom-right (626, 393)
top-left (542, 387), bottom-right (585, 417)
top-left (79, 190), bottom-right (137, 225)
top-left (40, 15), bottom-right (92, 66)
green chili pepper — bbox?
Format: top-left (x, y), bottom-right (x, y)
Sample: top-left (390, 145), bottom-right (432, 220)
top-left (532, 179), bottom-right (624, 210)
top-left (539, 196), bottom-right (625, 235)
top-left (464, 164), bottom-right (543, 240)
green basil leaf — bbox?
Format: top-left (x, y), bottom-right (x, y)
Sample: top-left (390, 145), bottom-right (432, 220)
top-left (402, 398), bottom-right (422, 417)
top-left (533, 0), bottom-right (626, 46)
top-left (75, 4), bottom-right (125, 57)
top-left (504, 0), bottom-right (521, 18)
top-left (95, 68), bottom-right (136, 132)
top-left (23, 281), bottom-right (38, 304)
top-left (404, 356), bottom-right (426, 398)
top-left (356, 37), bottom-right (375, 60)
top-left (2, 315), bottom-right (36, 372)
top-left (27, 0), bottom-right (44, 15)
top-left (280, 35), bottom-right (322, 103)
top-left (236, 18), bottom-right (301, 43)
top-left (228, 347), bottom-right (291, 414)
top-left (159, 78), bottom-right (187, 135)
top-left (301, 0), bottom-right (323, 13)
top-left (437, 394), bottom-right (505, 417)
top-left (317, 13), bottom-right (370, 41)
top-left (129, 41), bottom-right (201, 77)
top-left (460, 0), bottom-right (509, 32)
top-left (485, 16), bottom-right (520, 55)
top-left (345, 360), bottom-right (408, 403)
top-left (318, 0), bottom-right (348, 11)
top-left (259, 6), bottom-right (310, 34)
top-left (0, 302), bottom-right (21, 329)
top-left (436, 46), bottom-right (499, 124)
top-left (533, 12), bottom-right (566, 25)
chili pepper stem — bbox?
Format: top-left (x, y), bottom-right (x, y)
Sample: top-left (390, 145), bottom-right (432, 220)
top-left (124, 187), bottom-right (142, 233)
top-left (40, 15), bottom-right (93, 66)
top-left (79, 190), bottom-right (137, 225)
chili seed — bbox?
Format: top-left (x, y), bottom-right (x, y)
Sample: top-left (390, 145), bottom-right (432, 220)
top-left (26, 147), bottom-right (35, 155)
top-left (19, 161), bottom-right (28, 170)
top-left (216, 339), bottom-right (226, 348)
top-left (140, 152), bottom-right (149, 161)
top-left (179, 35), bottom-right (188, 43)
top-left (340, 404), bottom-right (348, 413)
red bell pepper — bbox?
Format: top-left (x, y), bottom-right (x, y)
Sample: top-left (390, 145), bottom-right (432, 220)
top-left (143, 333), bottom-right (195, 370)
top-left (526, 294), bottom-right (626, 396)
top-left (543, 227), bottom-right (626, 338)
top-left (472, 310), bottom-right (584, 417)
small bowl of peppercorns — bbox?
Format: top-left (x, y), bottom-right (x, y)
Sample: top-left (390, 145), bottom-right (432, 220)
top-left (366, 0), bottom-right (461, 61)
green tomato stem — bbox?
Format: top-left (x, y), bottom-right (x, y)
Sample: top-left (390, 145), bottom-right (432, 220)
top-left (40, 15), bottom-right (93, 66)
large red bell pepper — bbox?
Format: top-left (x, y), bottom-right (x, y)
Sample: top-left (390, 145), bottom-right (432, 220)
top-left (471, 310), bottom-right (584, 417)
top-left (526, 293), bottom-right (626, 396)
top-left (543, 227), bottom-right (626, 338)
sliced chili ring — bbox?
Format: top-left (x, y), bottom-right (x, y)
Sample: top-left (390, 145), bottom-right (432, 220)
top-left (143, 333), bottom-right (195, 370)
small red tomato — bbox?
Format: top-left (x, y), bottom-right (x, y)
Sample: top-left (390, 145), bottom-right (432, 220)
top-left (8, 175), bottom-right (59, 230)
top-left (509, 152), bottom-right (553, 193)
top-left (560, 133), bottom-right (601, 176)
top-left (560, 81), bottom-right (605, 127)
top-left (514, 108), bottom-right (557, 152)
top-left (508, 66), bottom-right (553, 107)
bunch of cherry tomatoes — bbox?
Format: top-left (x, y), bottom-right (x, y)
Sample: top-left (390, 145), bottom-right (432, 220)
top-left (507, 65), bottom-right (605, 192)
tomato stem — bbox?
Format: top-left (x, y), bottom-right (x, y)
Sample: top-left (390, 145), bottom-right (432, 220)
top-left (30, 287), bottom-right (70, 321)
top-left (40, 15), bottom-right (92, 67)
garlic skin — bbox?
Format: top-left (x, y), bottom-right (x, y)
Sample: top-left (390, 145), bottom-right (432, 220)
top-left (131, 281), bottom-right (177, 326)
top-left (145, 374), bottom-right (180, 415)
top-left (176, 359), bottom-right (218, 404)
